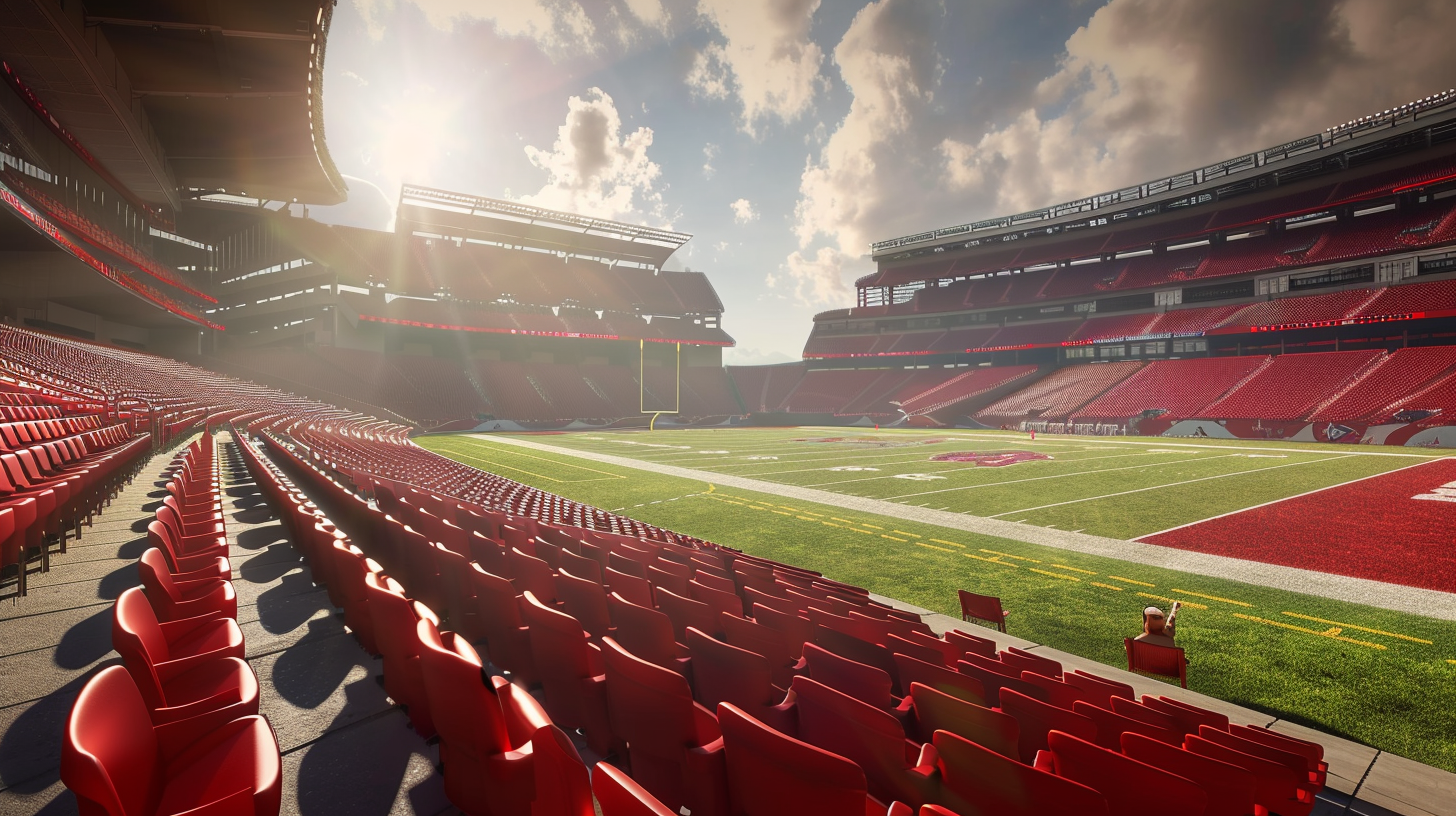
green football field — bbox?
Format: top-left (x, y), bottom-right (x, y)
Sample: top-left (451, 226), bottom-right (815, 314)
top-left (416, 428), bottom-right (1456, 772)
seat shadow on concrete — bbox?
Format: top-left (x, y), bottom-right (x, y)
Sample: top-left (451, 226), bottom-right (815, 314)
top-left (0, 662), bottom-right (117, 794)
top-left (52, 606), bottom-right (114, 671)
top-left (237, 526), bottom-right (287, 552)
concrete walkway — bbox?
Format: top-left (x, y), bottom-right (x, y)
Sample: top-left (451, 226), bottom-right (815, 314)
top-left (477, 434), bottom-right (1456, 621)
top-left (0, 436), bottom-right (455, 816)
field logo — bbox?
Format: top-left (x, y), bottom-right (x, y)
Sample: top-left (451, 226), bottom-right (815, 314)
top-left (1412, 481), bottom-right (1456, 503)
top-left (930, 450), bottom-right (1052, 467)
top-left (796, 436), bottom-right (949, 448)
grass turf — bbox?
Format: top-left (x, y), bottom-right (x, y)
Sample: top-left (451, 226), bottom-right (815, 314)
top-left (417, 430), bottom-right (1456, 773)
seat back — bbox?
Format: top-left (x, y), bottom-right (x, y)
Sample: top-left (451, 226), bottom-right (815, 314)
top-left (1046, 730), bottom-right (1208, 816)
top-left (942, 628), bottom-right (996, 659)
top-left (1000, 647), bottom-right (1060, 678)
top-left (934, 729), bottom-right (1109, 816)
top-left (1184, 734), bottom-right (1303, 813)
top-left (61, 666), bottom-right (160, 816)
top-left (957, 590), bottom-right (1006, 629)
top-left (607, 593), bottom-right (682, 673)
top-left (605, 567), bottom-right (655, 608)
top-left (655, 586), bottom-right (720, 642)
top-left (790, 676), bottom-right (918, 807)
top-left (717, 702), bottom-right (869, 816)
top-left (111, 587), bottom-right (175, 710)
top-left (557, 567), bottom-right (614, 639)
top-left (1125, 638), bottom-right (1187, 686)
top-left (812, 626), bottom-right (900, 694)
top-left (1073, 700), bottom-right (1183, 750)
top-left (1121, 733), bottom-right (1257, 816)
top-left (507, 547), bottom-right (558, 605)
top-left (802, 642), bottom-right (896, 711)
top-left (999, 687), bottom-right (1098, 764)
top-left (686, 627), bottom-right (779, 715)
top-left (909, 683), bottom-right (1018, 761)
top-left (137, 547), bottom-right (185, 604)
top-left (520, 591), bottom-right (600, 728)
top-left (593, 761), bottom-right (677, 816)
top-left (467, 564), bottom-right (534, 678)
top-left (750, 603), bottom-right (812, 655)
top-left (894, 653), bottom-right (985, 706)
top-left (1064, 669), bottom-right (1135, 708)
top-left (601, 637), bottom-right (705, 810)
top-left (1141, 696), bottom-right (1229, 734)
top-left (414, 617), bottom-right (512, 756)
top-left (558, 548), bottom-right (603, 583)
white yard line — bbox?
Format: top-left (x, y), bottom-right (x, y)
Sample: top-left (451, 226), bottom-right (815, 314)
top-left (1134, 456), bottom-right (1449, 539)
top-left (800, 450), bottom-right (1185, 488)
top-left (986, 455), bottom-right (1357, 518)
top-left (472, 434), bottom-right (1456, 620)
top-left (885, 453), bottom-right (1243, 500)
top-left (937, 431), bottom-right (1449, 458)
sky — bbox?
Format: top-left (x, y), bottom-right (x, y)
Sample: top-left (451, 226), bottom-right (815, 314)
top-left (316, 0), bottom-right (1456, 364)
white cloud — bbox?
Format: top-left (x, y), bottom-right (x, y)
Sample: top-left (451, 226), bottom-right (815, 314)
top-left (782, 246), bottom-right (862, 306)
top-left (793, 0), bottom-right (945, 254)
top-left (793, 0), bottom-right (1456, 265)
top-left (520, 88), bottom-right (665, 224)
top-left (688, 0), bottom-right (825, 135)
top-left (702, 142), bottom-right (720, 179)
top-left (352, 0), bottom-right (596, 57)
top-left (620, 0), bottom-right (667, 29)
top-left (730, 198), bottom-right (759, 224)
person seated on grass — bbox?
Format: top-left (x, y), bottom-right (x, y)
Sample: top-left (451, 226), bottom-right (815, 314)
top-left (1135, 602), bottom-right (1180, 647)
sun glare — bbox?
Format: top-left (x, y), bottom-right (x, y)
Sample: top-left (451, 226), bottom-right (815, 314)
top-left (371, 84), bottom-right (465, 191)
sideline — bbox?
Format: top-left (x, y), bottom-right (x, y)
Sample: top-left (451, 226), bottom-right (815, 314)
top-left (471, 433), bottom-right (1456, 621)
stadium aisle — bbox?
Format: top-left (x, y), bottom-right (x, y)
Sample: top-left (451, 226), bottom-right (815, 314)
top-left (0, 435), bottom-right (458, 816)
top-left (0, 437), bottom-right (179, 813)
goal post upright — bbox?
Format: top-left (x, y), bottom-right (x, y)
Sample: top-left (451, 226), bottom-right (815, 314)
top-left (640, 340), bottom-right (682, 428)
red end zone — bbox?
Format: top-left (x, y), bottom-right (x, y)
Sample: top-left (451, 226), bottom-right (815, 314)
top-left (1139, 458), bottom-right (1456, 592)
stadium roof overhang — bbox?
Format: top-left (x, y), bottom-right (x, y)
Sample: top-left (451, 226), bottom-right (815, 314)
top-left (871, 94), bottom-right (1456, 277)
top-left (397, 185), bottom-right (692, 268)
top-left (0, 0), bottom-right (346, 214)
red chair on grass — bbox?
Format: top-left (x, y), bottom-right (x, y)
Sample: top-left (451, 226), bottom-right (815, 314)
top-left (957, 590), bottom-right (1008, 632)
top-left (1125, 637), bottom-right (1188, 687)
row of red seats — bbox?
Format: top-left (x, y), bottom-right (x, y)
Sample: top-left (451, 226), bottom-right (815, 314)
top-left (239, 424), bottom-right (599, 815)
top-left (63, 437), bottom-right (283, 816)
top-left (1, 417), bottom-right (151, 596)
top-left (244, 410), bottom-right (1333, 816)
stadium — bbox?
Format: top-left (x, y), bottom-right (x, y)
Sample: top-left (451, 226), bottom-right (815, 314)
top-left (0, 3), bottom-right (1452, 816)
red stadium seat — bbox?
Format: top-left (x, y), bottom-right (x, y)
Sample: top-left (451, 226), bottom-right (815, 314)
top-left (686, 627), bottom-right (793, 733)
top-left (1121, 732), bottom-right (1260, 816)
top-left (601, 637), bottom-right (727, 816)
top-left (789, 676), bottom-right (937, 808)
top-left (415, 617), bottom-right (593, 816)
top-left (908, 683), bottom-right (1018, 760)
top-left (716, 702), bottom-right (885, 816)
top-left (933, 729), bottom-right (1109, 816)
top-left (62, 666), bottom-right (282, 816)
top-left (1036, 730), bottom-right (1208, 816)
top-left (519, 590), bottom-right (613, 755)
top-left (137, 548), bottom-right (237, 622)
top-left (998, 687), bottom-right (1099, 764)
